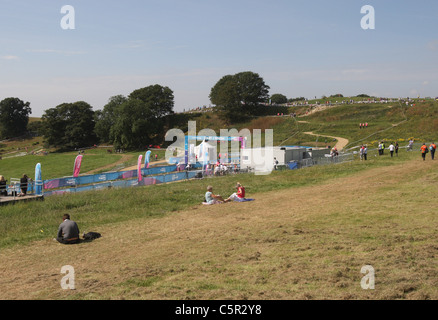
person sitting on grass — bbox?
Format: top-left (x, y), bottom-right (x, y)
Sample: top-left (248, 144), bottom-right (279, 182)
top-left (205, 186), bottom-right (226, 205)
top-left (225, 182), bottom-right (246, 202)
top-left (55, 214), bottom-right (81, 245)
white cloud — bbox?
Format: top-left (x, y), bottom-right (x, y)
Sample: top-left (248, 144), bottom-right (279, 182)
top-left (27, 49), bottom-right (86, 55)
top-left (115, 40), bottom-right (164, 50)
top-left (115, 40), bottom-right (147, 49)
top-left (341, 69), bottom-right (368, 75)
top-left (1, 55), bottom-right (19, 60)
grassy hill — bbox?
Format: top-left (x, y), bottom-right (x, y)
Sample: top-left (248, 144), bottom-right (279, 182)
top-left (1, 151), bottom-right (437, 299)
top-left (303, 100), bottom-right (438, 146)
top-left (0, 99), bottom-right (437, 300)
top-left (169, 99), bottom-right (438, 149)
top-left (269, 100), bottom-right (438, 149)
top-left (2, 99), bottom-right (437, 181)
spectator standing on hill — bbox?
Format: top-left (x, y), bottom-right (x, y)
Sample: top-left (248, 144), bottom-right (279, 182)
top-left (408, 139), bottom-right (414, 151)
top-left (378, 142), bottom-right (383, 156)
top-left (19, 174), bottom-right (28, 196)
top-left (0, 175), bottom-right (7, 196)
top-left (429, 142), bottom-right (436, 160)
top-left (359, 145), bottom-right (364, 160)
top-left (389, 143), bottom-right (395, 158)
top-left (363, 145), bottom-right (368, 160)
top-left (420, 143), bottom-right (428, 161)
top-left (395, 142), bottom-right (399, 156)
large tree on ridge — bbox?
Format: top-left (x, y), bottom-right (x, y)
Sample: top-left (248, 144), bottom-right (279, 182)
top-left (0, 97), bottom-right (32, 139)
top-left (41, 101), bottom-right (97, 150)
top-left (209, 71), bottom-right (270, 122)
top-left (109, 84), bottom-right (175, 150)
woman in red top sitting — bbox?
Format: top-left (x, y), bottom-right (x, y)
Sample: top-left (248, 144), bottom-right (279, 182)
top-left (225, 182), bottom-right (246, 202)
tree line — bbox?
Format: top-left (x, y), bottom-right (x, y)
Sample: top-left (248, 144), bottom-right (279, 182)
top-left (0, 71), bottom-right (293, 151)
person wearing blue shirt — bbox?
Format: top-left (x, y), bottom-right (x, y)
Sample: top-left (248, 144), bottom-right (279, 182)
top-left (205, 186), bottom-right (225, 204)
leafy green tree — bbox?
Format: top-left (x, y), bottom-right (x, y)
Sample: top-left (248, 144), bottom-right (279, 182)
top-left (41, 101), bottom-right (97, 150)
top-left (95, 95), bottom-right (127, 143)
top-left (270, 94), bottom-right (288, 104)
top-left (110, 84), bottom-right (175, 150)
top-left (129, 84), bottom-right (174, 118)
top-left (209, 71), bottom-right (270, 122)
top-left (0, 97), bottom-right (32, 139)
top-left (209, 76), bottom-right (241, 121)
top-left (288, 97), bottom-right (306, 103)
top-left (27, 120), bottom-right (43, 136)
top-left (111, 99), bottom-right (153, 150)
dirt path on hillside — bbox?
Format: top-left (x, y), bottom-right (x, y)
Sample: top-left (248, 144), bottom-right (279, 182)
top-left (82, 155), bottom-right (167, 175)
top-left (298, 105), bottom-right (333, 117)
top-left (295, 120), bottom-right (349, 150)
top-left (123, 159), bottom-right (169, 171)
top-left (303, 131), bottom-right (349, 151)
top-left (1, 157), bottom-right (437, 300)
top-left (83, 154), bottom-right (133, 175)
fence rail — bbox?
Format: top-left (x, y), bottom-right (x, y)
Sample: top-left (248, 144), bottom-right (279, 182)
top-left (43, 170), bottom-right (200, 196)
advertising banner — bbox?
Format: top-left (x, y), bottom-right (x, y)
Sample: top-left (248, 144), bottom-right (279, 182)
top-left (73, 155), bottom-right (83, 177)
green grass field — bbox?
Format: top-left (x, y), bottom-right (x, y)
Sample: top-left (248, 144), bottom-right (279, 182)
top-left (1, 152), bottom-right (121, 180)
top-left (1, 149), bottom-right (436, 300)
top-left (0, 149), bottom-right (420, 249)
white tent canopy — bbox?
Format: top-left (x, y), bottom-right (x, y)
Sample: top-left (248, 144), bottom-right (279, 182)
top-left (194, 140), bottom-right (217, 163)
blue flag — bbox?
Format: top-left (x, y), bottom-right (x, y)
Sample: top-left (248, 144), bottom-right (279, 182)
top-left (144, 150), bottom-right (152, 169)
top-left (35, 163), bottom-right (42, 195)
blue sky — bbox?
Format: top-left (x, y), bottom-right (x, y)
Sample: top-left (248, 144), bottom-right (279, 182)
top-left (1, 0), bottom-right (437, 117)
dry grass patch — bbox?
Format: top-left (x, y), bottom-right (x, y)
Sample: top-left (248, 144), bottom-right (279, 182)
top-left (0, 158), bottom-right (437, 300)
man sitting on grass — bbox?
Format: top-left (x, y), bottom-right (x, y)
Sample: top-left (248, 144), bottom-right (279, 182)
top-left (55, 214), bottom-right (80, 244)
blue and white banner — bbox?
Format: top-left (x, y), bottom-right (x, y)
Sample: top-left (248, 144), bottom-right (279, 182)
top-left (144, 150), bottom-right (152, 169)
top-left (35, 163), bottom-right (42, 195)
